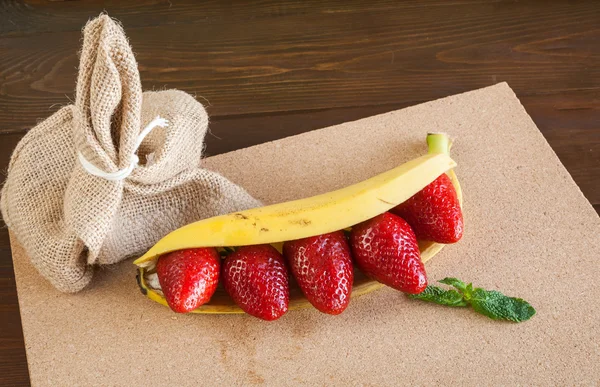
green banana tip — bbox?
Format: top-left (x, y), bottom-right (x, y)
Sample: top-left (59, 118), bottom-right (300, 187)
top-left (426, 132), bottom-right (453, 155)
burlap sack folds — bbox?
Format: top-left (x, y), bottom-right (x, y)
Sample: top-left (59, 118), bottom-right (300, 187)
top-left (0, 15), bottom-right (261, 293)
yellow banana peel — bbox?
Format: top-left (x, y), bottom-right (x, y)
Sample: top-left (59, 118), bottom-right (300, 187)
top-left (135, 133), bottom-right (462, 314)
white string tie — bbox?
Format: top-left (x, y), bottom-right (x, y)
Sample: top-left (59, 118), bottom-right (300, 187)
top-left (77, 116), bottom-right (169, 181)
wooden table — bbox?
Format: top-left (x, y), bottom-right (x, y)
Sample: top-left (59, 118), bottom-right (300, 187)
top-left (1, 1), bottom-right (598, 385)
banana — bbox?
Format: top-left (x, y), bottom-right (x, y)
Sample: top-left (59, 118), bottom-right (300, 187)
top-left (135, 133), bottom-right (462, 313)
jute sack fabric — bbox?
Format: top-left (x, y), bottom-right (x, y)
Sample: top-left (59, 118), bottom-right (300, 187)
top-left (0, 15), bottom-right (260, 293)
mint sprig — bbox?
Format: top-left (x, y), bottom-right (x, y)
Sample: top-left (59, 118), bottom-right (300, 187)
top-left (408, 278), bottom-right (536, 322)
top-left (408, 285), bottom-right (468, 307)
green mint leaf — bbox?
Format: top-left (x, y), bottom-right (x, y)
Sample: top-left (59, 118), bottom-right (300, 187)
top-left (408, 278), bottom-right (536, 323)
top-left (408, 286), bottom-right (468, 307)
top-left (464, 283), bottom-right (474, 299)
top-left (468, 288), bottom-right (536, 322)
top-left (438, 277), bottom-right (467, 292)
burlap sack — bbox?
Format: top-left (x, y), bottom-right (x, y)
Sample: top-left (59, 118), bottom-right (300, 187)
top-left (0, 15), bottom-right (261, 293)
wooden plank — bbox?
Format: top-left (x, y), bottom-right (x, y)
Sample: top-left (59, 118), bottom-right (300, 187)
top-left (2, 0), bottom-right (591, 37)
top-left (2, 0), bottom-right (387, 36)
top-left (0, 132), bottom-right (26, 384)
top-left (0, 244), bottom-right (28, 387)
top-left (1, 1), bottom-right (599, 130)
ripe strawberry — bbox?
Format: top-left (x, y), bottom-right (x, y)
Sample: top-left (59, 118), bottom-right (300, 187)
top-left (222, 245), bottom-right (289, 321)
top-left (283, 231), bottom-right (353, 315)
top-left (350, 212), bottom-right (427, 294)
top-left (391, 173), bottom-right (463, 244)
top-left (156, 248), bottom-right (220, 313)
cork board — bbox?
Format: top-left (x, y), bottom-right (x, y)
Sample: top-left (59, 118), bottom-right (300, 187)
top-left (10, 83), bottom-right (600, 385)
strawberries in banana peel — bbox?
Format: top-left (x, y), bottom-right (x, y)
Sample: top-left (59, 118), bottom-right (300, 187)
top-left (391, 173), bottom-right (463, 244)
top-left (350, 212), bottom-right (427, 294)
top-left (222, 245), bottom-right (289, 321)
top-left (156, 248), bottom-right (220, 313)
top-left (283, 231), bottom-right (353, 315)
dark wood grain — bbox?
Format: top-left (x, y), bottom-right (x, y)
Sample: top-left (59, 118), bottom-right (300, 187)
top-left (0, 136), bottom-right (29, 386)
top-left (2, 1), bottom-right (599, 126)
top-left (0, 1), bottom-right (598, 385)
top-left (0, 245), bottom-right (28, 387)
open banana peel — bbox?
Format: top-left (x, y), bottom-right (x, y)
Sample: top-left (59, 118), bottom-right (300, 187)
top-left (135, 133), bottom-right (462, 314)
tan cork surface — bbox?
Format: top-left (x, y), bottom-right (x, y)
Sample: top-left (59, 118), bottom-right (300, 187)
top-left (10, 83), bottom-right (600, 385)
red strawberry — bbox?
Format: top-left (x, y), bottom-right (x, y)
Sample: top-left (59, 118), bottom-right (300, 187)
top-left (350, 212), bottom-right (427, 294)
top-left (283, 231), bottom-right (353, 315)
top-left (222, 245), bottom-right (289, 321)
top-left (156, 248), bottom-right (220, 313)
top-left (391, 173), bottom-right (463, 244)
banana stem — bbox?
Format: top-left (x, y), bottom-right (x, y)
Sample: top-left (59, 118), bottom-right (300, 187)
top-left (427, 133), bottom-right (452, 155)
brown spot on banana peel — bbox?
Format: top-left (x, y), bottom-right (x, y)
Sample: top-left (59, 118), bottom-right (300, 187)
top-left (234, 213), bottom-right (249, 220)
top-left (289, 219), bottom-right (312, 226)
top-left (260, 228), bottom-right (269, 232)
top-left (377, 198), bottom-right (396, 205)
